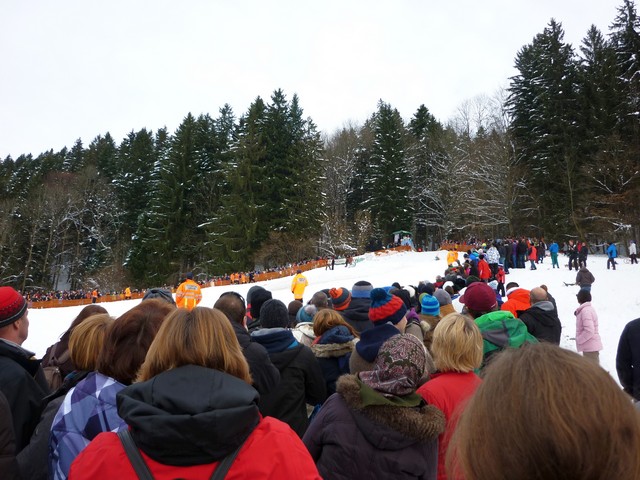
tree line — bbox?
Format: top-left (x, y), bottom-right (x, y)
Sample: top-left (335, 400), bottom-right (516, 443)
top-left (0, 0), bottom-right (637, 292)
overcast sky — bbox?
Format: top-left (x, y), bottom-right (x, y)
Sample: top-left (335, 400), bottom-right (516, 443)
top-left (0, 0), bottom-right (623, 159)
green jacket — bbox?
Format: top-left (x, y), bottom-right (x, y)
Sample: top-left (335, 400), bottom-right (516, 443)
top-left (474, 310), bottom-right (538, 368)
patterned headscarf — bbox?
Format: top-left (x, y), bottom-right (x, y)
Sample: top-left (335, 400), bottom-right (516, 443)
top-left (359, 334), bottom-right (426, 397)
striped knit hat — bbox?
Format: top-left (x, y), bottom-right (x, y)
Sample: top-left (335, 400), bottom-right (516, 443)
top-left (369, 288), bottom-right (407, 326)
top-left (351, 281), bottom-right (373, 299)
top-left (329, 287), bottom-right (351, 311)
top-left (0, 287), bottom-right (27, 328)
top-left (419, 293), bottom-right (440, 316)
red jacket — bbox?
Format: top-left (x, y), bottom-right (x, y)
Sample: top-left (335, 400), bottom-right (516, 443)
top-left (418, 372), bottom-right (482, 480)
top-left (477, 259), bottom-right (491, 280)
top-left (69, 416), bottom-right (321, 480)
top-left (528, 246), bottom-right (537, 261)
top-left (501, 288), bottom-right (531, 318)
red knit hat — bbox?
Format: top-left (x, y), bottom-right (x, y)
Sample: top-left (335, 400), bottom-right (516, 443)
top-left (0, 287), bottom-right (27, 328)
top-left (459, 282), bottom-right (497, 313)
top-left (329, 287), bottom-right (351, 311)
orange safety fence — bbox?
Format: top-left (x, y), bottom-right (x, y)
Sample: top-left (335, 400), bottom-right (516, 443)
top-left (28, 246), bottom-right (417, 309)
top-left (440, 243), bottom-right (473, 252)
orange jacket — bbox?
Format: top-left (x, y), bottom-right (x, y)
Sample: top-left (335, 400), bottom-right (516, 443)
top-left (501, 288), bottom-right (530, 318)
top-left (175, 279), bottom-right (202, 311)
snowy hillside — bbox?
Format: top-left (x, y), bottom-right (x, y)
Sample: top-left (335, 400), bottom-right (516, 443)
top-left (25, 250), bottom-right (640, 383)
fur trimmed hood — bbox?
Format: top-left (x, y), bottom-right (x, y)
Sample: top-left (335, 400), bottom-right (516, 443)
top-left (311, 340), bottom-right (357, 358)
top-left (337, 374), bottom-right (444, 445)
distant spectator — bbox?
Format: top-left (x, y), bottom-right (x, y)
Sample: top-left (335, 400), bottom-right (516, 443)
top-left (575, 290), bottom-right (602, 364)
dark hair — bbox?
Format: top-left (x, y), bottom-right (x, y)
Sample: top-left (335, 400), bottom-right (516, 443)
top-left (577, 290), bottom-right (592, 304)
top-left (96, 299), bottom-right (174, 385)
top-left (214, 291), bottom-right (246, 325)
top-left (65, 304), bottom-right (109, 338)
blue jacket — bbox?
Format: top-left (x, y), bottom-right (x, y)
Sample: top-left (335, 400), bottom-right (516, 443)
top-left (607, 244), bottom-right (618, 258)
top-left (549, 242), bottom-right (559, 254)
top-left (49, 372), bottom-right (127, 479)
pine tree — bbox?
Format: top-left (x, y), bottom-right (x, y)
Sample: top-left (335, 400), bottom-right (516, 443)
top-left (366, 100), bottom-right (412, 241)
top-left (407, 105), bottom-right (446, 245)
top-left (507, 19), bottom-right (583, 236)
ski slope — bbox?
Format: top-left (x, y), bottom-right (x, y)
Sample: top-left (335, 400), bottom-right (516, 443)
top-left (25, 250), bottom-right (640, 382)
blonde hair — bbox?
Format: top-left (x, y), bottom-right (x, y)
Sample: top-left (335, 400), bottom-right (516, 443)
top-left (448, 343), bottom-right (640, 480)
top-left (431, 313), bottom-right (483, 373)
top-left (69, 314), bottom-right (114, 371)
top-left (312, 309), bottom-right (358, 338)
top-left (137, 307), bottom-right (251, 384)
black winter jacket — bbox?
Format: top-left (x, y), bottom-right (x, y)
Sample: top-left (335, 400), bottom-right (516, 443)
top-left (232, 322), bottom-right (280, 395)
top-left (0, 390), bottom-right (21, 480)
top-left (519, 301), bottom-right (562, 344)
top-left (0, 340), bottom-right (49, 451)
top-left (252, 329), bottom-right (326, 436)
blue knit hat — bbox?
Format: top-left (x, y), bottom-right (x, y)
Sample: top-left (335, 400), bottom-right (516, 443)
top-left (296, 304), bottom-right (317, 324)
top-left (419, 293), bottom-right (440, 317)
top-left (369, 288), bottom-right (407, 326)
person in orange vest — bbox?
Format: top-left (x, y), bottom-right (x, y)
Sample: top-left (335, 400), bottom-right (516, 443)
top-left (175, 272), bottom-right (202, 311)
top-left (91, 289), bottom-right (98, 304)
top-left (291, 269), bottom-right (309, 303)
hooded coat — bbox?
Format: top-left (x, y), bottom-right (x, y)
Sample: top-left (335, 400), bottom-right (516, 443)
top-left (500, 288), bottom-right (531, 318)
top-left (68, 365), bottom-right (321, 479)
top-left (303, 374), bottom-right (444, 480)
top-left (474, 310), bottom-right (538, 368)
top-left (311, 326), bottom-right (357, 396)
top-left (518, 301), bottom-right (562, 344)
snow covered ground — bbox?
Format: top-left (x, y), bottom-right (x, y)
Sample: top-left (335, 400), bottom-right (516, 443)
top-left (25, 250), bottom-right (640, 384)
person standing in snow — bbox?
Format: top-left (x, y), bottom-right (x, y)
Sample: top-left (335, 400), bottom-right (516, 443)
top-left (629, 240), bottom-right (637, 264)
top-left (548, 240), bottom-right (560, 268)
top-left (175, 272), bottom-right (202, 311)
top-left (291, 269), bottom-right (309, 303)
top-left (574, 290), bottom-right (602, 364)
top-left (606, 242), bottom-right (618, 270)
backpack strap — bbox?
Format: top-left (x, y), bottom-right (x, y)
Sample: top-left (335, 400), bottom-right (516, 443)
top-left (118, 430), bottom-right (155, 480)
top-left (118, 427), bottom-right (247, 480)
top-left (210, 439), bottom-right (245, 480)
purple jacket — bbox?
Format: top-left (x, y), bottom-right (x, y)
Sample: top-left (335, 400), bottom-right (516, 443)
top-left (49, 372), bottom-right (127, 479)
top-left (575, 302), bottom-right (603, 353)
